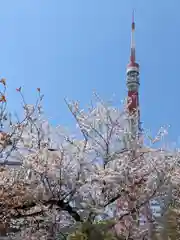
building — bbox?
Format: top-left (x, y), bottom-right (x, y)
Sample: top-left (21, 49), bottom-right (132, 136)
top-left (123, 11), bottom-right (142, 150)
top-left (126, 11), bottom-right (141, 137)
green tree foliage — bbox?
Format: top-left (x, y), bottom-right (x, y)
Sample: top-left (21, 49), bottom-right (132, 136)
top-left (160, 208), bottom-right (180, 240)
top-left (67, 220), bottom-right (120, 240)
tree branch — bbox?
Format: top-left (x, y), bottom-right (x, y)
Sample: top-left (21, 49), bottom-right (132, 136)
top-left (11, 198), bottom-right (82, 223)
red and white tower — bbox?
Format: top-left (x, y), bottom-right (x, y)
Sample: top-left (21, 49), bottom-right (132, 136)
top-left (126, 11), bottom-right (141, 140)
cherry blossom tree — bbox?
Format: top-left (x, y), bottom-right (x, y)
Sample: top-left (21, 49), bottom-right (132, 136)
top-left (0, 81), bottom-right (179, 239)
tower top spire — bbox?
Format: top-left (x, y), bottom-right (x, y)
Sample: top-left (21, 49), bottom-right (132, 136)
top-left (132, 9), bottom-right (135, 30)
top-left (130, 10), bottom-right (135, 63)
top-left (127, 10), bottom-right (139, 72)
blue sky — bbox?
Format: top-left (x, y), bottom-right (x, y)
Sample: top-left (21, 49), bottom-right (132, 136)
top-left (0, 0), bottom-right (179, 143)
